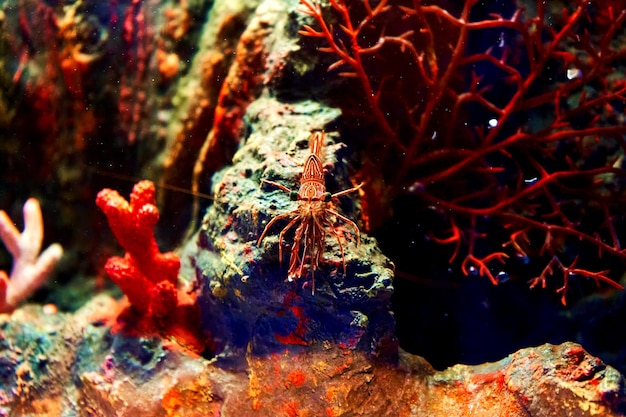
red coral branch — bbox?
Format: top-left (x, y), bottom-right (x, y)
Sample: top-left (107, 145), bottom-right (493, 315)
top-left (97, 180), bottom-right (207, 353)
top-left (299, 0), bottom-right (626, 303)
top-left (96, 180), bottom-right (180, 318)
top-left (299, 0), bottom-right (398, 146)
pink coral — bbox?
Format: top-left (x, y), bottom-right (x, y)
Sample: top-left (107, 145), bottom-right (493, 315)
top-left (0, 198), bottom-right (63, 313)
top-left (96, 180), bottom-right (180, 318)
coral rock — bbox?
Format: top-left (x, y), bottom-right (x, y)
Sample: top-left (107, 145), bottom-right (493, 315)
top-left (0, 298), bottom-right (624, 416)
top-left (184, 97), bottom-right (397, 360)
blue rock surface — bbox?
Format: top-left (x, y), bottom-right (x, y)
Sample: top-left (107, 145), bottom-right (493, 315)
top-left (186, 97), bottom-right (397, 360)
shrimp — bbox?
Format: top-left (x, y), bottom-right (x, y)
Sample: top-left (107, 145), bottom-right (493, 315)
top-left (257, 132), bottom-right (362, 294)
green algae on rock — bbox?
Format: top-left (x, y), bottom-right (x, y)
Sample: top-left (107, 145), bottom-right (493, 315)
top-left (184, 97), bottom-right (397, 360)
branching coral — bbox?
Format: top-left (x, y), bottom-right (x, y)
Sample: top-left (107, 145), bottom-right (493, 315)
top-left (96, 180), bottom-right (181, 319)
top-left (299, 0), bottom-right (626, 303)
top-left (0, 199), bottom-right (63, 313)
top-left (97, 180), bottom-right (207, 353)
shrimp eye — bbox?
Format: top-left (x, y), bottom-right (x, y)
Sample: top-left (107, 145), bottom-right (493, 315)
top-left (290, 191), bottom-right (299, 201)
top-left (324, 192), bottom-right (332, 202)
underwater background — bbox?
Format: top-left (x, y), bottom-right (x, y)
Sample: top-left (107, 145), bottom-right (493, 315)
top-left (1, 0), bottom-right (626, 415)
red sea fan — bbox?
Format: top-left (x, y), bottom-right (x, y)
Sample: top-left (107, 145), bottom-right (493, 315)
top-left (299, 0), bottom-right (626, 303)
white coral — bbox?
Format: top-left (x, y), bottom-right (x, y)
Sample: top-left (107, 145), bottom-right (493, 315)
top-left (0, 198), bottom-right (63, 313)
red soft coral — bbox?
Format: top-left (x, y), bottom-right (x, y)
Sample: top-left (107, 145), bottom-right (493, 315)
top-left (96, 180), bottom-right (208, 354)
top-left (96, 180), bottom-right (180, 318)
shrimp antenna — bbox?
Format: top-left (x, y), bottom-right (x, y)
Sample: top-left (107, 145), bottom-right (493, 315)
top-left (93, 169), bottom-right (215, 201)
